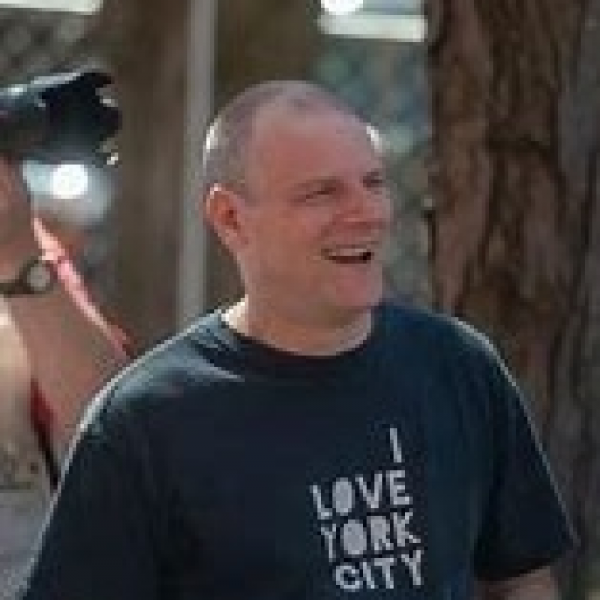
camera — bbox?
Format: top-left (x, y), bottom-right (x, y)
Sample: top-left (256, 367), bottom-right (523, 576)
top-left (0, 68), bottom-right (120, 164)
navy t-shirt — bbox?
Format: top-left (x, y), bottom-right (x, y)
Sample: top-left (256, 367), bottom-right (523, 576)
top-left (19, 303), bottom-right (573, 599)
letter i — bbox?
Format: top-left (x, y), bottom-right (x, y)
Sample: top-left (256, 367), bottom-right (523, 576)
top-left (389, 427), bottom-right (403, 464)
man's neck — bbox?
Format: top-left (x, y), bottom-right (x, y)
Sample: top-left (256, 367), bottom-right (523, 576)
top-left (222, 298), bottom-right (374, 356)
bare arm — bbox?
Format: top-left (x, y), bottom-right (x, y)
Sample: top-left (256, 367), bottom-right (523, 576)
top-left (477, 566), bottom-right (560, 600)
top-left (6, 268), bottom-right (128, 458)
top-left (0, 159), bottom-right (127, 460)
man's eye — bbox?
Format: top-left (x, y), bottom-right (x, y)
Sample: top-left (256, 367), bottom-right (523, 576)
top-left (364, 174), bottom-right (388, 191)
top-left (301, 185), bottom-right (338, 203)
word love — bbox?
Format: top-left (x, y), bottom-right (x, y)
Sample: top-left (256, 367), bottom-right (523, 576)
top-left (311, 468), bottom-right (412, 518)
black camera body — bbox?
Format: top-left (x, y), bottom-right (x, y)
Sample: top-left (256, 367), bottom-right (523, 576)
top-left (0, 68), bottom-right (120, 164)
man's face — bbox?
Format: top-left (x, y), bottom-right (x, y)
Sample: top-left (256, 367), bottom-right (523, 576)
top-left (232, 105), bottom-right (393, 328)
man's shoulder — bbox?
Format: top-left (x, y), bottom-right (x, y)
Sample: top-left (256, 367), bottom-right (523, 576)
top-left (80, 312), bottom-right (223, 424)
top-left (378, 300), bottom-right (470, 337)
top-left (379, 301), bottom-right (498, 360)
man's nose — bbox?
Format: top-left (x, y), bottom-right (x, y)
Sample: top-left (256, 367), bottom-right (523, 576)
top-left (342, 183), bottom-right (392, 223)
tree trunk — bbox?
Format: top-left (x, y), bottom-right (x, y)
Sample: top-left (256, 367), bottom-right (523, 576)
top-left (426, 0), bottom-right (600, 596)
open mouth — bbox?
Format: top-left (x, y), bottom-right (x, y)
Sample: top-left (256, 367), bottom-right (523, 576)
top-left (323, 246), bottom-right (376, 264)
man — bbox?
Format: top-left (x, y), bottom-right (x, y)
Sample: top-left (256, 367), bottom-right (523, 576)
top-left (19, 81), bottom-right (573, 600)
top-left (0, 158), bottom-right (128, 597)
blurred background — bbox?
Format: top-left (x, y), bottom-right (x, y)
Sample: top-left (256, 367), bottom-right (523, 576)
top-left (1, 1), bottom-right (600, 598)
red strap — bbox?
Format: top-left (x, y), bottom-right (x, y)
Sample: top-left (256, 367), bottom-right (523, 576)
top-left (34, 218), bottom-right (131, 357)
top-left (30, 380), bottom-right (60, 487)
top-left (30, 380), bottom-right (54, 437)
top-left (29, 219), bottom-right (131, 440)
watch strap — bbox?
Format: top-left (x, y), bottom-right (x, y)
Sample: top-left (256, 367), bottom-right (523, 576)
top-left (0, 254), bottom-right (57, 297)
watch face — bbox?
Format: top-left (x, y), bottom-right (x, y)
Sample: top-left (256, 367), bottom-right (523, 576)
top-left (24, 258), bottom-right (56, 293)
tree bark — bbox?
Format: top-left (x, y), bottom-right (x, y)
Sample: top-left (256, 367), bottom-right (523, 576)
top-left (427, 0), bottom-right (600, 596)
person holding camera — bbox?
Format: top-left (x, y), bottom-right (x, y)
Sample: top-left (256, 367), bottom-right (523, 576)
top-left (0, 156), bottom-right (128, 597)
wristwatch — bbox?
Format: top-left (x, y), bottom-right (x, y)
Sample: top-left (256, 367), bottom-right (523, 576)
top-left (0, 255), bottom-right (57, 296)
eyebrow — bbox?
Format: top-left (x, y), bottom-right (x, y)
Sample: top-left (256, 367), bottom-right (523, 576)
top-left (289, 167), bottom-right (386, 193)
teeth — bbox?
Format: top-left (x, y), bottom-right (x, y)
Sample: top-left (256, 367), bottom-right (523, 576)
top-left (331, 249), bottom-right (365, 258)
top-left (325, 246), bottom-right (375, 263)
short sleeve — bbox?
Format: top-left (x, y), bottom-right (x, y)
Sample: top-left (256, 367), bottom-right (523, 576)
top-left (473, 356), bottom-right (575, 580)
top-left (18, 397), bottom-right (162, 600)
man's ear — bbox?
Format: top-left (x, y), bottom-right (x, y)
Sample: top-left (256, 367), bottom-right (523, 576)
top-left (203, 184), bottom-right (247, 252)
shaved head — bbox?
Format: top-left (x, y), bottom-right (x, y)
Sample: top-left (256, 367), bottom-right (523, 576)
top-left (201, 81), bottom-right (360, 199)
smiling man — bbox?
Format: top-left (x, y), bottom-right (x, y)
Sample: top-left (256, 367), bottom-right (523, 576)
top-left (20, 81), bottom-right (573, 600)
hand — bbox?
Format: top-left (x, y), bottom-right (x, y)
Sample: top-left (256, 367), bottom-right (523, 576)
top-left (0, 158), bottom-right (39, 276)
